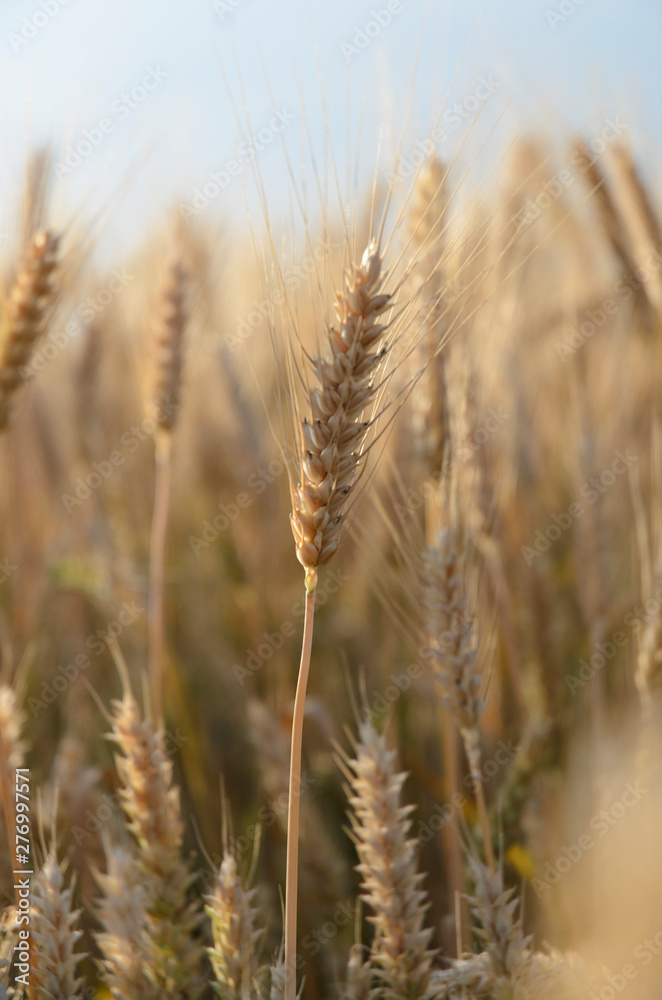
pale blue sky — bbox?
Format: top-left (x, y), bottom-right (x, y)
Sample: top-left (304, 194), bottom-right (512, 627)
top-left (1, 0), bottom-right (660, 258)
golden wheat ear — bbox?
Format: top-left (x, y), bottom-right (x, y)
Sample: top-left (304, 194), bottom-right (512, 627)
top-left (0, 229), bottom-right (59, 432)
top-left (206, 851), bottom-right (265, 999)
top-left (95, 683), bottom-right (205, 998)
top-left (290, 239), bottom-right (392, 593)
top-left (340, 716), bottom-right (436, 999)
top-left (31, 852), bottom-right (87, 1000)
top-left (149, 255), bottom-right (188, 433)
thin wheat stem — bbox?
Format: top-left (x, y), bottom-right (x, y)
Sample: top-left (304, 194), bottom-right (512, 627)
top-left (149, 428), bottom-right (172, 723)
top-left (464, 732), bottom-right (495, 876)
top-left (474, 777), bottom-right (495, 876)
top-left (284, 588), bottom-right (315, 1000)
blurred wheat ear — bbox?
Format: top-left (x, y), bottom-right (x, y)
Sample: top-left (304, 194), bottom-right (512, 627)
top-left (96, 682), bottom-right (205, 1000)
top-left (205, 851), bottom-right (265, 999)
top-left (0, 230), bottom-right (59, 432)
top-left (31, 851), bottom-right (86, 1000)
top-left (340, 716), bottom-right (435, 1000)
top-left (147, 250), bottom-right (189, 721)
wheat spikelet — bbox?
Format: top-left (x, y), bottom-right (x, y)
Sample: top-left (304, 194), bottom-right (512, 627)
top-left (0, 230), bottom-right (59, 431)
top-left (428, 951), bottom-right (495, 996)
top-left (290, 239), bottom-right (392, 592)
top-left (31, 851), bottom-right (86, 1000)
top-left (97, 689), bottom-right (204, 999)
top-left (150, 256), bottom-right (188, 432)
top-left (341, 944), bottom-right (375, 1000)
top-left (269, 961), bottom-right (286, 1000)
top-left (206, 851), bottom-right (263, 1000)
top-left (342, 718), bottom-right (435, 999)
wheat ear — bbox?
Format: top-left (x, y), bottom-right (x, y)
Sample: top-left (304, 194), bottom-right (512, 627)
top-left (148, 256), bottom-right (188, 721)
top-left (97, 687), bottom-right (204, 999)
top-left (609, 144), bottom-right (662, 317)
top-left (206, 851), bottom-right (263, 1000)
top-left (31, 851), bottom-right (86, 1000)
top-left (284, 240), bottom-right (393, 1000)
top-left (0, 230), bottom-right (59, 431)
top-left (466, 854), bottom-right (532, 994)
top-left (423, 527), bottom-right (494, 873)
top-left (95, 843), bottom-right (153, 1000)
top-left (342, 717), bottom-right (435, 999)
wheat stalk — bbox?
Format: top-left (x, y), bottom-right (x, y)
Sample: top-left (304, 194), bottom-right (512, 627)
top-left (148, 255), bottom-right (188, 721)
top-left (0, 230), bottom-right (59, 432)
top-left (342, 717), bottom-right (435, 999)
top-left (283, 238), bottom-right (395, 1000)
top-left (423, 525), bottom-right (494, 872)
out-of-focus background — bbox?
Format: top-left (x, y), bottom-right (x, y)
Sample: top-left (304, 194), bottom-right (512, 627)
top-left (1, 0), bottom-right (661, 255)
top-left (2, 3), bottom-right (662, 998)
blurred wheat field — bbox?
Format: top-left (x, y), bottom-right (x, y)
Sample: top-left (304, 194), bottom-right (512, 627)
top-left (1, 53), bottom-right (662, 1000)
